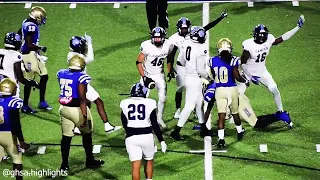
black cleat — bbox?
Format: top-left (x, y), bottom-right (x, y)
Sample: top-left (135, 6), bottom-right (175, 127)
top-left (86, 159), bottom-right (105, 169)
top-left (52, 165), bottom-right (69, 178)
top-left (21, 106), bottom-right (37, 114)
top-left (170, 130), bottom-right (185, 141)
top-left (237, 129), bottom-right (245, 141)
top-left (216, 139), bottom-right (226, 148)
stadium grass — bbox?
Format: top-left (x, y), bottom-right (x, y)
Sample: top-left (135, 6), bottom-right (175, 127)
top-left (0, 2), bottom-right (320, 180)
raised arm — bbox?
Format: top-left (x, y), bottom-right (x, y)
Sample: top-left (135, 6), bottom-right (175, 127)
top-left (203, 10), bottom-right (228, 31)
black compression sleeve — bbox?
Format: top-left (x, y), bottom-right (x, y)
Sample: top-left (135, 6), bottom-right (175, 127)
top-left (150, 109), bottom-right (164, 142)
top-left (121, 111), bottom-right (128, 131)
top-left (203, 16), bottom-right (224, 31)
top-left (167, 45), bottom-right (178, 64)
top-left (9, 109), bottom-right (24, 142)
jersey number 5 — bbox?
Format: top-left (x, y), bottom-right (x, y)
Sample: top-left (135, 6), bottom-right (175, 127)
top-left (255, 52), bottom-right (267, 63)
top-left (60, 79), bottom-right (73, 97)
top-left (151, 58), bottom-right (164, 67)
top-left (128, 104), bottom-right (146, 120)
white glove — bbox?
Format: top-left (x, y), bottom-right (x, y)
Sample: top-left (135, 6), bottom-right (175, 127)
top-left (297, 15), bottom-right (305, 28)
top-left (160, 141), bottom-right (167, 153)
top-left (84, 32), bottom-right (92, 44)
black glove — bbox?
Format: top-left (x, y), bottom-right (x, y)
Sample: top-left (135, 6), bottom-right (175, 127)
top-left (40, 46), bottom-right (47, 53)
top-left (28, 80), bottom-right (40, 89)
top-left (220, 9), bottom-right (228, 18)
top-left (143, 76), bottom-right (155, 89)
top-left (167, 72), bottom-right (176, 82)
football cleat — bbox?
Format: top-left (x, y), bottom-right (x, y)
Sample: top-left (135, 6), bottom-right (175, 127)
top-left (176, 17), bottom-right (192, 36)
top-left (253, 24), bottom-right (269, 44)
top-left (216, 139), bottom-right (226, 148)
top-left (85, 159), bottom-right (105, 169)
top-left (237, 128), bottom-right (245, 141)
top-left (38, 101), bottom-right (53, 111)
top-left (21, 105), bottom-right (37, 114)
top-left (150, 27), bottom-right (166, 47)
top-left (170, 130), bottom-right (185, 141)
top-left (275, 111), bottom-right (293, 128)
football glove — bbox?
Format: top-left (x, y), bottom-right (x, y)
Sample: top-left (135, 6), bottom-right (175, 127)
top-left (251, 76), bottom-right (260, 85)
top-left (160, 141), bottom-right (167, 153)
top-left (220, 9), bottom-right (228, 18)
top-left (84, 32), bottom-right (92, 44)
top-left (297, 15), bottom-right (305, 28)
top-left (167, 70), bottom-right (176, 82)
top-left (40, 46), bottom-right (47, 53)
top-left (143, 76), bottom-right (155, 89)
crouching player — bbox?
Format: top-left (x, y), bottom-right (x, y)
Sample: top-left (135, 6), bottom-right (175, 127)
top-left (0, 78), bottom-right (30, 180)
top-left (120, 83), bottom-right (167, 180)
top-left (57, 55), bottom-right (104, 173)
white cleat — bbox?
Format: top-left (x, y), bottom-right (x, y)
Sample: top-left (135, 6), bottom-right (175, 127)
top-left (158, 119), bottom-right (167, 128)
top-left (105, 122), bottom-right (122, 134)
top-left (174, 109), bottom-right (181, 119)
top-left (74, 127), bottom-right (81, 135)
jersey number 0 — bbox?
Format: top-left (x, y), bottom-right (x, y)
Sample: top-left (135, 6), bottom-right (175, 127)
top-left (128, 104), bottom-right (146, 120)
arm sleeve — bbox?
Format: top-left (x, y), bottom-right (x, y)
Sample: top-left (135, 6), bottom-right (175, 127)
top-left (85, 42), bottom-right (94, 64)
top-left (281, 27), bottom-right (299, 41)
top-left (203, 16), bottom-right (224, 31)
top-left (120, 111), bottom-right (128, 131)
top-left (9, 109), bottom-right (24, 142)
top-left (150, 109), bottom-right (164, 142)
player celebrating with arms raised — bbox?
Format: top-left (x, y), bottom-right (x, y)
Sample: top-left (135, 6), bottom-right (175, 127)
top-left (120, 82), bottom-right (166, 180)
top-left (136, 27), bottom-right (173, 128)
top-left (239, 15), bottom-right (305, 128)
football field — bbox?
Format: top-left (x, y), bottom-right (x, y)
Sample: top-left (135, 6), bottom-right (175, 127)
top-left (0, 1), bottom-right (320, 180)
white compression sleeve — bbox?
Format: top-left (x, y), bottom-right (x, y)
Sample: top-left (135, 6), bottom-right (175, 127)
top-left (281, 26), bottom-right (300, 41)
top-left (85, 42), bottom-right (94, 64)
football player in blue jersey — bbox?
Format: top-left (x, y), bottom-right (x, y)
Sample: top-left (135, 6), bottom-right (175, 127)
top-left (0, 78), bottom-right (30, 180)
top-left (18, 6), bottom-right (51, 114)
top-left (57, 55), bottom-right (104, 173)
top-left (207, 38), bottom-right (248, 147)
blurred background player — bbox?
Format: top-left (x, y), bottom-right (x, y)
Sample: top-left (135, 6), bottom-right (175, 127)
top-left (0, 32), bottom-right (39, 96)
top-left (120, 82), bottom-right (166, 180)
top-left (57, 55), bottom-right (104, 174)
top-left (68, 35), bottom-right (118, 135)
top-left (18, 6), bottom-right (51, 113)
top-left (170, 27), bottom-right (209, 140)
top-left (146, 0), bottom-right (169, 31)
top-left (0, 78), bottom-right (30, 180)
top-left (239, 15), bottom-right (305, 128)
top-left (136, 27), bottom-right (173, 128)
top-left (206, 38), bottom-right (247, 148)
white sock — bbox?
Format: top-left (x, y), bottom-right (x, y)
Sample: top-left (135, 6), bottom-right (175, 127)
top-left (218, 129), bottom-right (224, 140)
top-left (236, 125), bottom-right (243, 133)
top-left (270, 87), bottom-right (283, 111)
top-left (157, 101), bottom-right (164, 120)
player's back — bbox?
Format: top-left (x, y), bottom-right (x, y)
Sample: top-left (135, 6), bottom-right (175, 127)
top-left (21, 19), bottom-right (40, 54)
top-left (141, 39), bottom-right (171, 75)
top-left (182, 39), bottom-right (207, 76)
top-left (0, 96), bottom-right (23, 132)
top-left (0, 49), bottom-right (22, 81)
top-left (57, 69), bottom-right (91, 106)
top-left (210, 56), bottom-right (237, 88)
top-left (120, 97), bottom-right (157, 128)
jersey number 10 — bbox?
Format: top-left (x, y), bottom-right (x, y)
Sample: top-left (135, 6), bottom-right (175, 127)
top-left (128, 104), bottom-right (146, 120)
top-left (213, 67), bottom-right (228, 83)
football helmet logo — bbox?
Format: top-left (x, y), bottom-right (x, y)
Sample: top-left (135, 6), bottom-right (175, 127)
top-left (0, 78), bottom-right (17, 96)
top-left (176, 17), bottom-right (192, 36)
top-left (29, 6), bottom-right (47, 26)
top-left (4, 32), bottom-right (22, 50)
top-left (68, 55), bottom-right (86, 70)
top-left (130, 82), bottom-right (149, 98)
top-left (150, 27), bottom-right (166, 47)
top-left (70, 36), bottom-right (87, 54)
top-left (190, 26), bottom-right (206, 44)
top-left (253, 24), bottom-right (269, 44)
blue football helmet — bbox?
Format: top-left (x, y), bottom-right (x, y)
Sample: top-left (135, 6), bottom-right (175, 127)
top-left (4, 32), bottom-right (22, 50)
top-left (176, 17), bottom-right (192, 36)
top-left (190, 26), bottom-right (206, 44)
top-left (253, 24), bottom-right (269, 44)
top-left (150, 27), bottom-right (166, 47)
top-left (130, 82), bottom-right (149, 98)
top-left (70, 36), bottom-right (87, 54)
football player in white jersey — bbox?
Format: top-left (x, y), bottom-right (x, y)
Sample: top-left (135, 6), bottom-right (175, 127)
top-left (239, 15), bottom-right (305, 128)
top-left (120, 83), bottom-right (166, 180)
top-left (136, 27), bottom-right (173, 128)
top-left (170, 27), bottom-right (209, 140)
top-left (0, 32), bottom-right (38, 97)
top-left (68, 35), bottom-right (118, 134)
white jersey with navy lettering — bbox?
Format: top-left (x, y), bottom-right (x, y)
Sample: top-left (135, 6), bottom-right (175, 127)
top-left (140, 40), bottom-right (172, 76)
top-left (168, 32), bottom-right (190, 64)
top-left (0, 49), bottom-right (22, 82)
top-left (242, 34), bottom-right (276, 76)
top-left (120, 97), bottom-right (157, 128)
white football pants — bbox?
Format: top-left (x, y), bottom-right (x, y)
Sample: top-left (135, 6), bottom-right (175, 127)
top-left (175, 64), bottom-right (186, 93)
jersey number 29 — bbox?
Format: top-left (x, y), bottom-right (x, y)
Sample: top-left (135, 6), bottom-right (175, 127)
top-left (128, 104), bottom-right (146, 120)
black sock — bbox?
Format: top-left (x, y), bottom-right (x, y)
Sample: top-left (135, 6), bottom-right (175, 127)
top-left (82, 133), bottom-right (93, 161)
top-left (254, 114), bottom-right (279, 128)
top-left (174, 126), bottom-right (182, 133)
top-left (61, 135), bottom-right (72, 167)
top-left (39, 75), bottom-right (48, 102)
top-left (23, 85), bottom-right (32, 106)
top-left (175, 92), bottom-right (182, 109)
top-left (13, 163), bottom-right (23, 180)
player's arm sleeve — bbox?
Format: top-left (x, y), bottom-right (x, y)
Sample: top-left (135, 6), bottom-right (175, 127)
top-left (9, 109), bottom-right (24, 142)
top-left (150, 109), bottom-right (164, 142)
top-left (196, 53), bottom-right (208, 78)
top-left (241, 41), bottom-right (251, 64)
top-left (203, 15), bottom-right (224, 31)
top-left (120, 111), bottom-right (128, 131)
top-left (85, 42), bottom-right (94, 64)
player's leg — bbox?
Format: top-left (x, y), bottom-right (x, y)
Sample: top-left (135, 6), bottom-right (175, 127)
top-left (238, 94), bottom-right (258, 127)
top-left (153, 74), bottom-right (167, 128)
top-left (37, 59), bottom-right (52, 110)
top-left (215, 88), bottom-right (228, 147)
top-left (157, 0), bottom-right (169, 30)
top-left (146, 0), bottom-right (158, 31)
top-left (125, 135), bottom-right (143, 180)
top-left (141, 134), bottom-right (155, 180)
top-left (260, 70), bottom-right (293, 127)
top-left (144, 160), bottom-right (153, 180)
top-left (194, 85), bottom-right (208, 137)
top-left (174, 64), bottom-right (185, 119)
top-left (230, 87), bottom-right (245, 140)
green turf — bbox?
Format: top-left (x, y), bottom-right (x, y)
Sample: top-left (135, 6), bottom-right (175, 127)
top-left (0, 2), bottom-right (320, 180)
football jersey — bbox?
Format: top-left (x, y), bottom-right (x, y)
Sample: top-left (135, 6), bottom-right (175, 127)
top-left (181, 39), bottom-right (208, 76)
top-left (0, 96), bottom-right (23, 131)
top-left (57, 69), bottom-right (91, 106)
top-left (120, 97), bottom-right (157, 128)
top-left (0, 49), bottom-right (22, 82)
top-left (140, 40), bottom-right (172, 75)
top-left (242, 34), bottom-right (275, 75)
top-left (209, 56), bottom-right (240, 88)
top-left (21, 19), bottom-right (40, 54)
top-left (168, 32), bottom-right (190, 64)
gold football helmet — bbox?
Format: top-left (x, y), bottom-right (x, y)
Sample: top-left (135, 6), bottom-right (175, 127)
top-left (69, 55), bottom-right (86, 70)
top-left (217, 38), bottom-right (233, 54)
top-left (29, 6), bottom-right (47, 26)
top-left (0, 78), bottom-right (17, 96)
